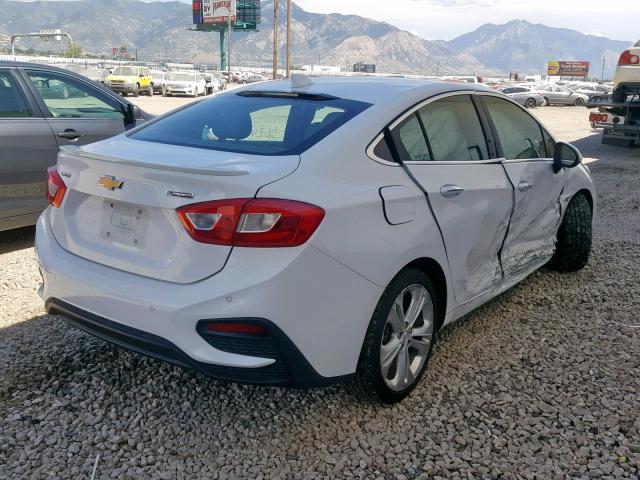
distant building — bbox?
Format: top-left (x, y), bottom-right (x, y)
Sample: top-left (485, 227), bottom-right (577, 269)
top-left (301, 64), bottom-right (342, 74)
top-left (353, 63), bottom-right (376, 74)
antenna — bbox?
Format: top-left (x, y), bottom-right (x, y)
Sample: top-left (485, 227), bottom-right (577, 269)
top-left (291, 73), bottom-right (313, 89)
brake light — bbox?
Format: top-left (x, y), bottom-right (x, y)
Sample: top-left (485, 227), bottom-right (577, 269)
top-left (589, 112), bottom-right (609, 123)
top-left (619, 50), bottom-right (640, 65)
top-left (46, 167), bottom-right (67, 208)
top-left (176, 198), bottom-right (325, 247)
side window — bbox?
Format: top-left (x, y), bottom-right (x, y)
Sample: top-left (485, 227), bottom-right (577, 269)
top-left (389, 114), bottom-right (431, 162)
top-left (0, 71), bottom-right (32, 118)
top-left (26, 71), bottom-right (124, 119)
top-left (418, 95), bottom-right (489, 161)
top-left (502, 88), bottom-right (513, 94)
top-left (543, 130), bottom-right (556, 158)
top-left (483, 95), bottom-right (545, 160)
top-left (371, 135), bottom-right (394, 163)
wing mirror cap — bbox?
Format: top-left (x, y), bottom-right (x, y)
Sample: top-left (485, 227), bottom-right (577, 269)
top-left (553, 141), bottom-right (582, 173)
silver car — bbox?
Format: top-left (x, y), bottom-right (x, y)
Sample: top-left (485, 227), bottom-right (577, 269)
top-left (499, 86), bottom-right (546, 108)
top-left (539, 85), bottom-right (589, 106)
top-left (0, 61), bottom-right (151, 231)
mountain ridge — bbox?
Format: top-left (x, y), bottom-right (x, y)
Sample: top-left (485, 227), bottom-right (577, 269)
top-left (0, 0), bottom-right (631, 77)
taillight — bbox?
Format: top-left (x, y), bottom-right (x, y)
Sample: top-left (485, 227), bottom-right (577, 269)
top-left (619, 50), bottom-right (640, 66)
top-left (176, 198), bottom-right (325, 247)
top-left (46, 166), bottom-right (67, 208)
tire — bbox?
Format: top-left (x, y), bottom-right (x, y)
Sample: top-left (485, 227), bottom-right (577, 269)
top-left (525, 98), bottom-right (537, 108)
top-left (574, 97), bottom-right (585, 107)
top-left (350, 269), bottom-right (438, 404)
top-left (544, 97), bottom-right (550, 106)
top-left (161, 85), bottom-right (166, 96)
top-left (548, 193), bottom-right (592, 272)
top-left (133, 84), bottom-right (140, 97)
top-left (147, 85), bottom-right (153, 97)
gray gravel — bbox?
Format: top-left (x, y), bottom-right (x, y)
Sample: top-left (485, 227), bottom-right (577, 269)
top-left (1, 106), bottom-right (639, 480)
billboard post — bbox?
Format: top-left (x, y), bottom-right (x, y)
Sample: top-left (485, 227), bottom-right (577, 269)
top-left (190, 0), bottom-right (260, 74)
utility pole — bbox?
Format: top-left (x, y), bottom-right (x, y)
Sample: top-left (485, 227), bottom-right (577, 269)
top-left (601, 56), bottom-right (606, 81)
top-left (285, 0), bottom-right (292, 78)
top-left (273, 0), bottom-right (280, 80)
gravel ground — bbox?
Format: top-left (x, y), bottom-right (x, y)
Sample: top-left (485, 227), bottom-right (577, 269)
top-left (1, 106), bottom-right (639, 480)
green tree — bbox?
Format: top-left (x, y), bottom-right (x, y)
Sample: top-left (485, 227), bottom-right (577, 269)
top-left (66, 42), bottom-right (82, 58)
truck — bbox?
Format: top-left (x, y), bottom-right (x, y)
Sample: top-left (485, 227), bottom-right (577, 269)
top-left (587, 94), bottom-right (640, 147)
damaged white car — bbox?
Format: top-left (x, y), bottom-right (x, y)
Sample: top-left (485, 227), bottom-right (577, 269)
top-left (36, 78), bottom-right (595, 403)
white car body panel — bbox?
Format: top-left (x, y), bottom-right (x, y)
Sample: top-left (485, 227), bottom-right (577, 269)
top-left (614, 41), bottom-right (640, 90)
top-left (51, 138), bottom-right (300, 283)
top-left (35, 78), bottom-right (596, 384)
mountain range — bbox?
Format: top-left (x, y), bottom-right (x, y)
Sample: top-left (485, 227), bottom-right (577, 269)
top-left (0, 0), bottom-right (631, 78)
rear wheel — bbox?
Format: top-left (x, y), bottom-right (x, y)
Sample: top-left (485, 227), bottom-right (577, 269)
top-left (544, 97), bottom-right (550, 106)
top-left (133, 84), bottom-right (140, 97)
top-left (548, 193), bottom-right (592, 271)
top-left (351, 269), bottom-right (437, 403)
top-left (147, 85), bottom-right (153, 96)
top-left (574, 97), bottom-right (585, 106)
top-left (525, 98), bottom-right (537, 108)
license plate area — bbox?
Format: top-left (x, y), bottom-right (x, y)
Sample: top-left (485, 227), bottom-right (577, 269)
top-left (100, 200), bottom-right (148, 249)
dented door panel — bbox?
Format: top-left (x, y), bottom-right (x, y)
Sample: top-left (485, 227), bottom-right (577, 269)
top-left (500, 159), bottom-right (565, 277)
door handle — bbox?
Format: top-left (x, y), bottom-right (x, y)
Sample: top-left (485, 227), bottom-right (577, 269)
top-left (518, 182), bottom-right (533, 192)
top-left (440, 184), bottom-right (464, 198)
top-left (57, 129), bottom-right (83, 141)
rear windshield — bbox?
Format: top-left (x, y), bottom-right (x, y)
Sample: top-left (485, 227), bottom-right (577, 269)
top-left (130, 92), bottom-right (371, 155)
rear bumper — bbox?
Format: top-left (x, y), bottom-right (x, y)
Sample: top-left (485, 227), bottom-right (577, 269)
top-left (36, 211), bottom-right (382, 382)
top-left (614, 67), bottom-right (640, 89)
top-left (46, 299), bottom-right (345, 386)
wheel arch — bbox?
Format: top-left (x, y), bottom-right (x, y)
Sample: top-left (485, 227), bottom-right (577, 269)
top-left (401, 257), bottom-right (448, 331)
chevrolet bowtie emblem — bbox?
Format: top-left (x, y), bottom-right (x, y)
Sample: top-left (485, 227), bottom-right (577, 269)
top-left (98, 175), bottom-right (124, 191)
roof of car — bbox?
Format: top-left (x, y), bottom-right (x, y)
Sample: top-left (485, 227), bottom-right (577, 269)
top-left (237, 76), bottom-right (493, 105)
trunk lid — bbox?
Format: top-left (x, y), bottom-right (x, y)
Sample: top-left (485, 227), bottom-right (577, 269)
top-left (51, 136), bottom-right (299, 284)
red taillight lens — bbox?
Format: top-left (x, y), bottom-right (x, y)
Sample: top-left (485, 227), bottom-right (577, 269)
top-left (205, 322), bottom-right (266, 335)
top-left (619, 50), bottom-right (640, 66)
top-left (176, 198), bottom-right (325, 247)
top-left (46, 166), bottom-right (67, 208)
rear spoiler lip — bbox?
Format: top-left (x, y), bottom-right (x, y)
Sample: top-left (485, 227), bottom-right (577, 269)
top-left (58, 145), bottom-right (250, 177)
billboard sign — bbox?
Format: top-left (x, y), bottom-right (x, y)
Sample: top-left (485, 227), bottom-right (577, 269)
top-left (202, 0), bottom-right (236, 24)
top-left (547, 61), bottom-right (590, 77)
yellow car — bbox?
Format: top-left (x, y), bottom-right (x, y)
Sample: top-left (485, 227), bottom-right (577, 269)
top-left (105, 66), bottom-right (153, 97)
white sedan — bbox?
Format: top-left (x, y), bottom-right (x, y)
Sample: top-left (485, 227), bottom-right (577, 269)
top-left (37, 77), bottom-right (595, 403)
top-left (613, 39), bottom-right (640, 102)
top-left (164, 72), bottom-right (207, 98)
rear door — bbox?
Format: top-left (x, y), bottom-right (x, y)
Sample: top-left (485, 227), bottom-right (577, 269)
top-left (0, 68), bottom-right (59, 224)
top-left (21, 68), bottom-right (133, 147)
top-left (395, 94), bottom-right (513, 305)
top-left (480, 94), bottom-right (564, 277)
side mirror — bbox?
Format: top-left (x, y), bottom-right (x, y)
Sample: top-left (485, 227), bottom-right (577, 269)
top-left (553, 142), bottom-right (582, 173)
top-left (125, 103), bottom-right (141, 120)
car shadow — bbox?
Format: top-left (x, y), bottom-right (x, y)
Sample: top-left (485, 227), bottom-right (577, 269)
top-left (0, 226), bottom-right (35, 255)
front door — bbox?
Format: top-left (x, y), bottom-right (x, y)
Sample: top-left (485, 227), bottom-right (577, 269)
top-left (0, 69), bottom-right (59, 224)
top-left (481, 95), bottom-right (565, 277)
top-left (390, 94), bottom-right (513, 305)
top-left (22, 68), bottom-right (129, 148)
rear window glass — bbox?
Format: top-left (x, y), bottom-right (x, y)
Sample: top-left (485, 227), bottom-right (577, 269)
top-left (130, 92), bottom-right (371, 155)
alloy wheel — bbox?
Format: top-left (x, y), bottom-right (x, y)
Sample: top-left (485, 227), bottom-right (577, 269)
top-left (380, 284), bottom-right (434, 391)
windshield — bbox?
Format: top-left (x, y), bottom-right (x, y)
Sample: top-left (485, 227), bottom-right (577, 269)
top-left (635, 40), bottom-right (640, 47)
top-left (130, 92), bottom-right (371, 155)
top-left (112, 67), bottom-right (137, 76)
top-left (169, 73), bottom-right (195, 82)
